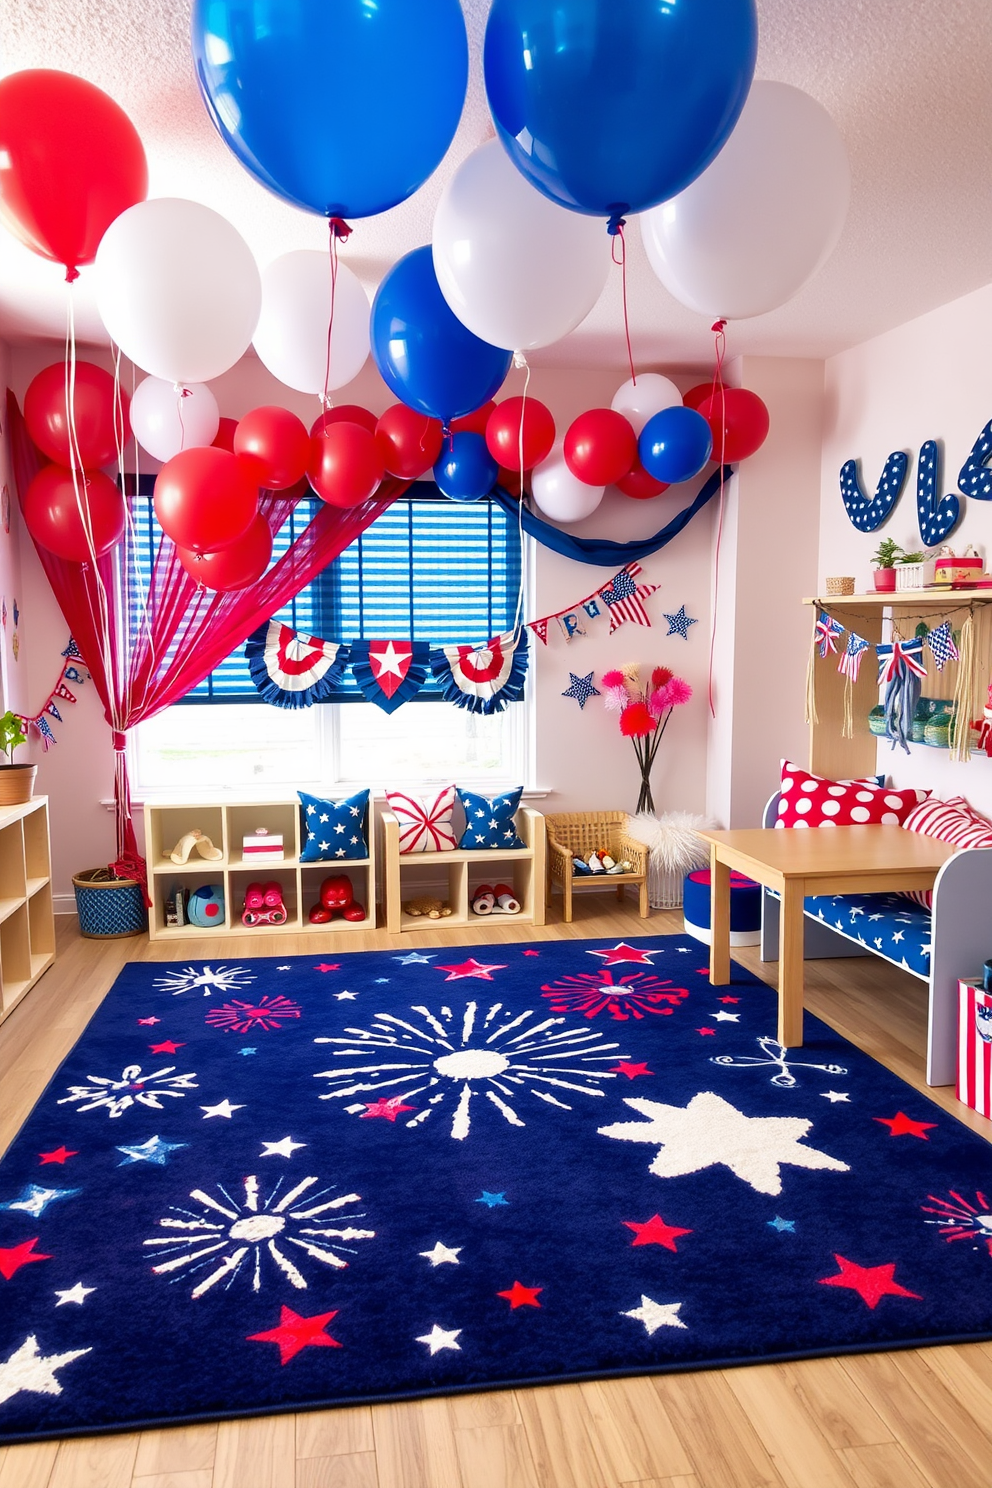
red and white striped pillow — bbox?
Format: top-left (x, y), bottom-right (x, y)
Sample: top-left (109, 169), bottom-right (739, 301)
top-left (900, 796), bottom-right (992, 907)
top-left (775, 762), bottom-right (928, 829)
top-left (386, 786), bottom-right (457, 853)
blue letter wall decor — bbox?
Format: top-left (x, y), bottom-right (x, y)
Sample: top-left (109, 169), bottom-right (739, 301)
top-left (839, 452), bottom-right (908, 532)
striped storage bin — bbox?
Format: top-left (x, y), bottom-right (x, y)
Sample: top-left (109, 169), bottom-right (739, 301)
top-left (72, 868), bottom-right (147, 939)
top-left (958, 979), bottom-right (992, 1120)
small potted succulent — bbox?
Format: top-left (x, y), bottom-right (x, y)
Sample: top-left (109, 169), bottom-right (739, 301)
top-left (0, 710), bottom-right (36, 806)
top-left (871, 537), bottom-right (903, 592)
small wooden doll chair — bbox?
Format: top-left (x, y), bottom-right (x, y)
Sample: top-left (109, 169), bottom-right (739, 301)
top-left (545, 811), bottom-right (649, 922)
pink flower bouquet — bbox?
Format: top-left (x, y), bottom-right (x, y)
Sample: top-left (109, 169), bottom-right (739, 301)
top-left (601, 664), bottom-right (693, 813)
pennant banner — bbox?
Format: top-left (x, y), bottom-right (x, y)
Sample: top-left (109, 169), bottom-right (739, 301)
top-left (838, 631), bottom-right (870, 683)
top-left (245, 621), bottom-right (350, 710)
top-left (350, 639), bottom-right (430, 714)
top-left (529, 563), bottom-right (659, 643)
top-left (430, 630), bottom-right (529, 715)
top-left (815, 610), bottom-right (845, 658)
top-left (20, 637), bottom-right (88, 749)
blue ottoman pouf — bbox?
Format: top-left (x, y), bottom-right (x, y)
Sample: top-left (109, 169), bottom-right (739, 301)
top-left (683, 868), bottom-right (761, 947)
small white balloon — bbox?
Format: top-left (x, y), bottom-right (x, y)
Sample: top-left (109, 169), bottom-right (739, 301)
top-left (95, 199), bottom-right (261, 383)
top-left (253, 250), bottom-right (370, 396)
top-left (640, 81), bottom-right (850, 320)
top-left (433, 138), bottom-right (610, 352)
top-left (531, 442), bottom-right (605, 523)
top-left (130, 377), bottom-right (219, 461)
top-left (610, 374), bottom-right (682, 437)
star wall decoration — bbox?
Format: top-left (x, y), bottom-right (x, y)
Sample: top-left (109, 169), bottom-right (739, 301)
top-left (663, 604), bottom-right (698, 640)
top-left (561, 671), bottom-right (600, 710)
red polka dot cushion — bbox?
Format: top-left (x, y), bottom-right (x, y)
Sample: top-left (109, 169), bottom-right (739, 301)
top-left (775, 761), bottom-right (929, 829)
top-left (899, 796), bottom-right (992, 907)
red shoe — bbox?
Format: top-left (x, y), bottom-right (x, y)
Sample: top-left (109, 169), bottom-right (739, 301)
top-left (241, 882), bottom-right (265, 926)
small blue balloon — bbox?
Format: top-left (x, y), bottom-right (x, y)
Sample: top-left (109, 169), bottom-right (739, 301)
top-left (192, 0), bottom-right (468, 219)
top-left (433, 432), bottom-right (498, 503)
top-left (372, 247), bottom-right (513, 426)
top-left (640, 407), bottom-right (713, 485)
top-left (484, 0), bottom-right (757, 219)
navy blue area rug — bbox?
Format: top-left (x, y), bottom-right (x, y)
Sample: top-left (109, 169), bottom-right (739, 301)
top-left (2, 934), bottom-right (992, 1443)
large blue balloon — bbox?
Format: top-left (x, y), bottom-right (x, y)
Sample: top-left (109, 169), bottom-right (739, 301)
top-left (484, 0), bottom-right (758, 220)
top-left (372, 248), bottom-right (513, 426)
top-left (434, 433), bottom-right (498, 503)
top-left (640, 407), bottom-right (713, 485)
top-left (192, 0), bottom-right (469, 219)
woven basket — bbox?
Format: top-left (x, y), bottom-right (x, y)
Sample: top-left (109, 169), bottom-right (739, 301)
top-left (72, 868), bottom-right (147, 939)
top-left (825, 576), bottom-right (855, 596)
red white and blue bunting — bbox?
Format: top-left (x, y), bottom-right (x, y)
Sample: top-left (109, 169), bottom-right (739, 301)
top-left (245, 622), bottom-right (350, 709)
top-left (430, 630), bottom-right (529, 715)
top-left (349, 640), bottom-right (431, 714)
top-left (528, 563), bottom-right (659, 644)
top-left (19, 637), bottom-right (89, 751)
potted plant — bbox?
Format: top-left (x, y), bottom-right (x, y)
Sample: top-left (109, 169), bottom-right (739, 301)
top-left (871, 537), bottom-right (903, 592)
top-left (895, 548), bottom-right (930, 591)
top-left (0, 711), bottom-right (36, 806)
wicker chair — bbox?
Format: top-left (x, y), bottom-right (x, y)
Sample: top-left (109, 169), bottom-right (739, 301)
top-left (545, 811), bottom-right (650, 923)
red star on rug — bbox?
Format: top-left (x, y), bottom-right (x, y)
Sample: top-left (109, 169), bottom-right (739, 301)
top-left (314, 964), bottom-right (340, 974)
top-left (623, 1214), bottom-right (693, 1251)
top-left (718, 996), bottom-right (740, 1004)
top-left (696, 1027), bottom-right (717, 1036)
top-left (873, 1111), bottom-right (937, 1140)
top-left (612, 1061), bottom-right (654, 1080)
top-left (497, 1281), bottom-right (543, 1309)
top-left (361, 1096), bottom-right (416, 1122)
top-left (522, 950), bottom-right (540, 957)
top-left (38, 1146), bottom-right (78, 1165)
top-left (587, 942), bottom-right (658, 966)
top-left (437, 958), bottom-right (508, 981)
top-left (149, 1040), bottom-right (185, 1055)
top-left (817, 1254), bottom-right (922, 1310)
top-left (247, 1305), bottom-right (341, 1365)
top-left (0, 1237), bottom-right (52, 1280)
top-left (695, 968), bottom-right (710, 975)
top-left (137, 1017), bottom-right (160, 1025)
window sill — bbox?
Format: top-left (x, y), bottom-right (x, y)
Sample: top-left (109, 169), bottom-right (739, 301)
top-left (102, 787), bottom-right (553, 810)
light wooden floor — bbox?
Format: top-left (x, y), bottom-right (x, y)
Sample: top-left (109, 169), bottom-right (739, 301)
top-left (2, 899), bottom-right (992, 1488)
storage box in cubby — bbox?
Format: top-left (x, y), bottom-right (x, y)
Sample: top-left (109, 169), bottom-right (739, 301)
top-left (149, 805), bottom-right (226, 866)
top-left (227, 803), bottom-right (299, 866)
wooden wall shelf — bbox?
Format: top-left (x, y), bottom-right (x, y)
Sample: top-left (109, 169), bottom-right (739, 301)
top-left (0, 796), bottom-right (54, 1025)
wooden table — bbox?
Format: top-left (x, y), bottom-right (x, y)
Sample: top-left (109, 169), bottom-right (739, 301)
top-left (695, 826), bottom-right (959, 1046)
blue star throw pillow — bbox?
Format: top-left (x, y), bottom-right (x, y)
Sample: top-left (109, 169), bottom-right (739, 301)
top-left (457, 787), bottom-right (525, 850)
top-left (298, 789), bottom-right (369, 862)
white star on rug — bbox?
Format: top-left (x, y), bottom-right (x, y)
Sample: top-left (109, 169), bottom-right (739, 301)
top-left (821, 1091), bottom-right (851, 1103)
top-left (201, 1100), bottom-right (244, 1119)
top-left (710, 1011), bottom-right (740, 1022)
top-left (0, 1335), bottom-right (91, 1406)
top-left (599, 1091), bottom-right (849, 1197)
top-left (416, 1324), bottom-right (461, 1355)
top-left (54, 1283), bottom-right (95, 1307)
top-left (420, 1242), bottom-right (461, 1267)
top-left (335, 991), bottom-right (357, 1000)
top-left (622, 1296), bottom-right (686, 1335)
top-left (394, 952), bottom-right (436, 965)
top-left (260, 1137), bottom-right (307, 1159)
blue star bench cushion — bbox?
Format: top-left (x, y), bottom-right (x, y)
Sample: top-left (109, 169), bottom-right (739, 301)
top-left (298, 789), bottom-right (370, 863)
top-left (457, 787), bottom-right (526, 850)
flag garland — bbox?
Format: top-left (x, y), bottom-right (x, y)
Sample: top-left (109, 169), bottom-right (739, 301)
top-left (245, 622), bottom-right (350, 709)
top-left (430, 630), bottom-right (529, 715)
top-left (925, 621), bottom-right (959, 671)
top-left (876, 638), bottom-right (928, 753)
top-left (838, 631), bottom-right (870, 682)
top-left (18, 638), bottom-right (90, 751)
top-left (349, 640), bottom-right (431, 714)
top-left (528, 563), bottom-right (660, 644)
top-left (815, 611), bottom-right (845, 658)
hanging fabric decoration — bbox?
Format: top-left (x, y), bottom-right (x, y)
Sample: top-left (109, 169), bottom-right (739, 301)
top-left (528, 617), bottom-right (550, 645)
top-left (815, 610), bottom-right (845, 658)
top-left (350, 639), bottom-right (430, 713)
top-left (876, 637), bottom-right (928, 753)
top-left (925, 620), bottom-right (959, 671)
top-left (430, 629), bottom-right (529, 714)
top-left (837, 630), bottom-right (870, 738)
top-left (18, 636), bottom-right (90, 748)
top-left (601, 565), bottom-right (659, 632)
top-left (530, 563), bottom-right (657, 644)
top-left (244, 621), bottom-right (350, 709)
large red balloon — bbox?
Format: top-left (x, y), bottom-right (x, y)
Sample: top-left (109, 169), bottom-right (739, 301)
top-left (22, 464), bottom-right (125, 561)
top-left (234, 406), bottom-right (310, 490)
top-left (155, 447), bottom-right (258, 553)
top-left (178, 512), bottom-right (273, 592)
top-left (308, 423), bottom-right (385, 508)
top-left (24, 360), bottom-right (130, 469)
top-left (375, 404), bottom-right (443, 479)
top-left (310, 405), bottom-right (378, 438)
top-left (450, 401), bottom-right (497, 437)
top-left (0, 70), bottom-right (147, 274)
top-left (486, 398), bottom-right (555, 471)
top-left (564, 408), bottom-right (636, 486)
top-left (698, 388), bottom-right (770, 462)
top-left (616, 459), bottom-right (670, 500)
top-left (683, 381), bottom-right (725, 411)
top-left (212, 417), bottom-right (239, 452)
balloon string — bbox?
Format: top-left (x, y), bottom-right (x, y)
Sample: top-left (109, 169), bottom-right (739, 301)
top-left (511, 351), bottom-right (530, 640)
top-left (322, 216), bottom-right (352, 412)
top-left (610, 221), bottom-right (636, 387)
top-left (707, 319), bottom-right (729, 719)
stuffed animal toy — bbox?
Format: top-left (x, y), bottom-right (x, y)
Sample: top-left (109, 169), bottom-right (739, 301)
top-left (308, 874), bottom-right (366, 924)
top-left (187, 883), bottom-right (225, 927)
top-left (164, 829), bottom-right (223, 865)
top-left (403, 896), bottom-right (453, 919)
top-left (242, 880), bottom-right (288, 927)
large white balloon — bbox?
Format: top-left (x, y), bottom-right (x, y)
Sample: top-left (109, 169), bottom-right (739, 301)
top-left (131, 377), bottom-right (219, 462)
top-left (610, 374), bottom-right (682, 437)
top-left (433, 139), bottom-right (610, 352)
top-left (252, 251), bottom-right (370, 396)
top-left (640, 81), bottom-right (850, 320)
top-left (531, 442), bottom-right (605, 523)
top-left (95, 199), bottom-right (261, 384)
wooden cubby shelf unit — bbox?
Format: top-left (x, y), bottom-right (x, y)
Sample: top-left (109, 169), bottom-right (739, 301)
top-left (0, 796), bottom-right (55, 1025)
top-left (144, 798), bottom-right (376, 940)
top-left (382, 807), bottom-right (546, 934)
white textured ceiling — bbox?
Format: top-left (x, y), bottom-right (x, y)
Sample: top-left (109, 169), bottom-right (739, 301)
top-left (1, 0), bottom-right (990, 369)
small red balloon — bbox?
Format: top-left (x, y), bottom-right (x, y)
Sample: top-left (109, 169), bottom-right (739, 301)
top-left (450, 401), bottom-right (497, 437)
top-left (564, 408), bottom-right (636, 486)
top-left (234, 405), bottom-right (310, 490)
top-left (310, 405), bottom-right (378, 438)
top-left (212, 417), bottom-right (239, 451)
top-left (486, 398), bottom-right (555, 471)
top-left (307, 423), bottom-right (385, 508)
top-left (375, 404), bottom-right (443, 479)
top-left (0, 70), bottom-right (147, 274)
top-left (22, 464), bottom-right (125, 561)
top-left (24, 360), bottom-right (130, 469)
top-left (155, 447), bottom-right (258, 553)
top-left (615, 459), bottom-right (670, 500)
top-left (683, 381), bottom-right (725, 411)
top-left (178, 512), bottom-right (273, 592)
top-left (698, 387), bottom-right (770, 462)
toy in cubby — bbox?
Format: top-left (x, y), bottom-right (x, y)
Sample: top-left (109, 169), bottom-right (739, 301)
top-left (571, 850), bottom-right (633, 877)
top-left (308, 874), bottom-right (365, 924)
top-left (241, 880), bottom-right (288, 928)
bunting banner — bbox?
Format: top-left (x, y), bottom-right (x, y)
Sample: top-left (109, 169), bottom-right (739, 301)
top-left (430, 629), bottom-right (529, 715)
top-left (815, 611), bottom-right (845, 658)
top-left (926, 621), bottom-right (959, 671)
top-left (838, 631), bottom-right (870, 683)
top-left (530, 563), bottom-right (659, 644)
top-left (876, 637), bottom-right (928, 685)
top-left (244, 621), bottom-right (350, 710)
top-left (349, 639), bottom-right (431, 714)
top-left (19, 637), bottom-right (89, 750)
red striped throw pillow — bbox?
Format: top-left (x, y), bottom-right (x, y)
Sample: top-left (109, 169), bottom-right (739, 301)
top-left (386, 786), bottom-right (457, 853)
top-left (900, 796), bottom-right (992, 907)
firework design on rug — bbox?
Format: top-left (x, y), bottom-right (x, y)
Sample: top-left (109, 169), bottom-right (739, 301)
top-left (540, 968), bottom-right (690, 1021)
top-left (153, 965), bottom-right (256, 998)
top-left (205, 996), bottom-right (302, 1034)
top-left (922, 1190), bottom-right (992, 1256)
top-left (56, 1065), bottom-right (198, 1118)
